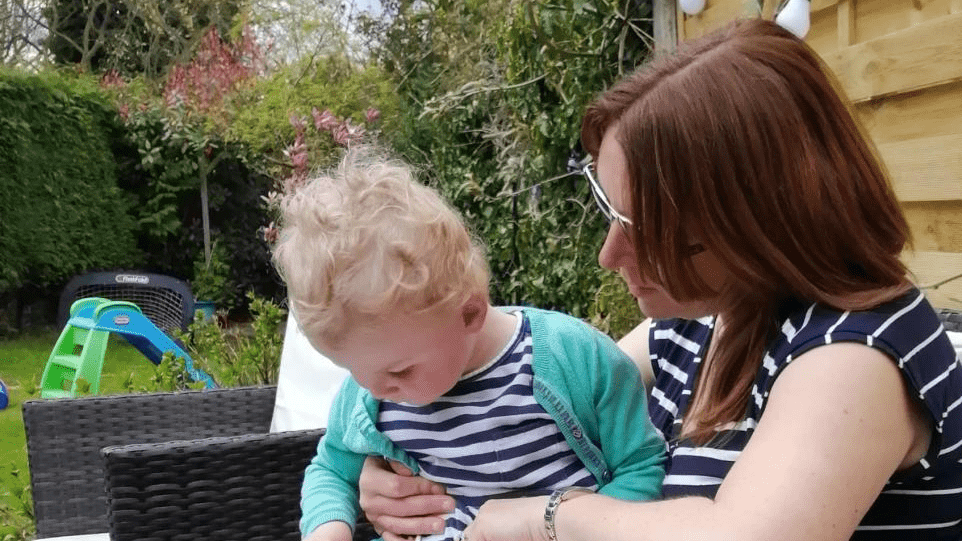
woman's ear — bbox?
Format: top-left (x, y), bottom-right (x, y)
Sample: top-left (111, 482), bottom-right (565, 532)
top-left (460, 293), bottom-right (488, 333)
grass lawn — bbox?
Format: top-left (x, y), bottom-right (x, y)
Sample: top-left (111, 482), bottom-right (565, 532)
top-left (0, 330), bottom-right (160, 514)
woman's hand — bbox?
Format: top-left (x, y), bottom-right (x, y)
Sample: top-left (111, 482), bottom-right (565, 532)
top-left (359, 456), bottom-right (455, 541)
top-left (464, 496), bottom-right (549, 541)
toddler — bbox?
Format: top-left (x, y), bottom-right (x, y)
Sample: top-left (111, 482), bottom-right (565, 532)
top-left (271, 147), bottom-right (665, 541)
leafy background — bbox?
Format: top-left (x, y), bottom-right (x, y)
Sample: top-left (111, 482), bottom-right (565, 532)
top-left (0, 0), bottom-right (651, 337)
top-left (0, 2), bottom-right (655, 537)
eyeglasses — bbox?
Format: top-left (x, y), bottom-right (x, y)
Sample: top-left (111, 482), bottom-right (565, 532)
top-left (581, 160), bottom-right (706, 257)
top-left (582, 162), bottom-right (633, 229)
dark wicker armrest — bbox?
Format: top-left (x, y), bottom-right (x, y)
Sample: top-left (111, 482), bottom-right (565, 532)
top-left (24, 386), bottom-right (277, 538)
top-left (103, 428), bottom-right (324, 541)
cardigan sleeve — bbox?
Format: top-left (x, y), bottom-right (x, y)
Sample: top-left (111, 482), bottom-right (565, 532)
top-left (588, 330), bottom-right (666, 501)
top-left (526, 308), bottom-right (665, 501)
top-left (300, 383), bottom-right (368, 538)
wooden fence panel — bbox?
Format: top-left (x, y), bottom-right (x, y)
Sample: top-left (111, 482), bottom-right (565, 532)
top-left (903, 251), bottom-right (962, 310)
top-left (663, 0), bottom-right (962, 307)
top-left (904, 202), bottom-right (962, 253)
top-left (879, 134), bottom-right (962, 203)
top-left (822, 12), bottom-right (962, 103)
top-left (856, 80), bottom-right (962, 144)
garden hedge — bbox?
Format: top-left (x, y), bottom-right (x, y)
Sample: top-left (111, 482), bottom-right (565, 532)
top-left (0, 70), bottom-right (140, 295)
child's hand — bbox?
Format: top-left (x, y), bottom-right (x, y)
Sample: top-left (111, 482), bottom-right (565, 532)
top-left (305, 520), bottom-right (353, 541)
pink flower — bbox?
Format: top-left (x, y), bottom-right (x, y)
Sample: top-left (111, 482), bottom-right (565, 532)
top-left (290, 147), bottom-right (308, 170)
top-left (312, 108), bottom-right (339, 132)
top-left (261, 191), bottom-right (282, 208)
top-left (285, 114), bottom-right (309, 177)
top-left (289, 113), bottom-right (306, 132)
top-left (332, 120), bottom-right (366, 146)
top-left (262, 222), bottom-right (279, 244)
top-left (365, 107), bottom-right (381, 124)
top-left (100, 70), bottom-right (126, 90)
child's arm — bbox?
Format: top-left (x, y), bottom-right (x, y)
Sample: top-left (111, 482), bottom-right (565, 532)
top-left (300, 386), bottom-right (369, 538)
top-left (304, 520), bottom-right (354, 541)
top-left (589, 335), bottom-right (666, 501)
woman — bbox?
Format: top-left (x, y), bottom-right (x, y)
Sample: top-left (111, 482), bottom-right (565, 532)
top-left (356, 19), bottom-right (962, 541)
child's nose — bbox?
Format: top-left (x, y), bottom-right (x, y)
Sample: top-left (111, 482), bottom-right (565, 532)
top-left (371, 378), bottom-right (400, 399)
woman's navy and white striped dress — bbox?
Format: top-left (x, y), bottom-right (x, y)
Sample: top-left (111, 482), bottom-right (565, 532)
top-left (648, 288), bottom-right (962, 540)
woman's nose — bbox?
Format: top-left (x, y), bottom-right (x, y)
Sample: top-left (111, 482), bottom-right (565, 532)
top-left (598, 223), bottom-right (629, 272)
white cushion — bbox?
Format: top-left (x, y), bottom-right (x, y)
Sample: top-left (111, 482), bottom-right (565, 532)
top-left (948, 330), bottom-right (962, 359)
top-left (270, 311), bottom-right (350, 432)
top-left (36, 535), bottom-right (111, 541)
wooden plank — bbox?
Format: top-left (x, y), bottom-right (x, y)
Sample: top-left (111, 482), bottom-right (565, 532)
top-left (654, 0), bottom-right (679, 53)
top-left (823, 11), bottom-right (962, 103)
top-left (855, 0), bottom-right (954, 43)
top-left (681, 0), bottom-right (762, 40)
top-left (812, 0), bottom-right (841, 13)
top-left (837, 0), bottom-right (855, 48)
top-left (855, 79), bottom-right (962, 144)
top-left (761, 0), bottom-right (777, 20)
top-left (902, 251), bottom-right (962, 310)
top-left (808, 6), bottom-right (840, 55)
top-left (880, 133), bottom-right (962, 203)
top-left (903, 201), bottom-right (962, 253)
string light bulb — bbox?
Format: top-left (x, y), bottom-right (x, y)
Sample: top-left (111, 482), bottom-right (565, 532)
top-left (775, 0), bottom-right (811, 38)
top-left (678, 0), bottom-right (706, 16)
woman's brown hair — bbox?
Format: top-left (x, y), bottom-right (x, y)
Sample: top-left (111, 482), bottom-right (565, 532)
top-left (582, 18), bottom-right (913, 444)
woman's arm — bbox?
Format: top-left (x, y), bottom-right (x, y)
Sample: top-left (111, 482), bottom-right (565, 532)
top-left (466, 342), bottom-right (931, 541)
top-left (616, 318), bottom-right (653, 387)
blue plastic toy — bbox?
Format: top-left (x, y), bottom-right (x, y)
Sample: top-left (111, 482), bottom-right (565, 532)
top-left (0, 378), bottom-right (8, 410)
top-left (40, 297), bottom-right (216, 398)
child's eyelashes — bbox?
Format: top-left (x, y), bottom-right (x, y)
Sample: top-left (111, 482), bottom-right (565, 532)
top-left (387, 366), bottom-right (414, 378)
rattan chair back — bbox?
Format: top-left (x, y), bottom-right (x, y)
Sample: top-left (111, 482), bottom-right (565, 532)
top-left (23, 387), bottom-right (276, 537)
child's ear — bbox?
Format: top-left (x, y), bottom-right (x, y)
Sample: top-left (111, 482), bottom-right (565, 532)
top-left (461, 293), bottom-right (487, 332)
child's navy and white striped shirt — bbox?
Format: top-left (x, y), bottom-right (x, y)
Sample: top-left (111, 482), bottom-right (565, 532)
top-left (378, 312), bottom-right (597, 541)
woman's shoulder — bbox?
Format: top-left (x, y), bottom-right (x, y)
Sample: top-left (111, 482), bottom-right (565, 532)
top-left (761, 288), bottom-right (961, 429)
top-left (775, 288), bottom-right (946, 362)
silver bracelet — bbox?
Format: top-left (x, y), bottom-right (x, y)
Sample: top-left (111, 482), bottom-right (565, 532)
top-left (544, 487), bottom-right (593, 541)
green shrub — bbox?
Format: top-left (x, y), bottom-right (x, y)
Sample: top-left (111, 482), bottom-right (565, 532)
top-left (369, 0), bottom-right (651, 334)
top-left (191, 239), bottom-right (237, 312)
top-left (0, 70), bottom-right (141, 294)
top-left (229, 56), bottom-right (399, 176)
top-left (154, 292), bottom-right (286, 390)
top-left (106, 103), bottom-right (284, 310)
top-left (0, 464), bottom-right (34, 541)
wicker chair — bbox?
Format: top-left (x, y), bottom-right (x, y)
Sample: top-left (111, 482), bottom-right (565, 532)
top-left (24, 309), bottom-right (962, 540)
top-left (22, 386), bottom-right (283, 538)
top-left (102, 427), bottom-right (323, 541)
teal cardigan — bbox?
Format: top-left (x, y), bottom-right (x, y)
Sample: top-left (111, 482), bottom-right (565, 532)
top-left (300, 307), bottom-right (666, 537)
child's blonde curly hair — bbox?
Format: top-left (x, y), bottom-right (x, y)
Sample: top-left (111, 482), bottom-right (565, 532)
top-left (272, 146), bottom-right (490, 348)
